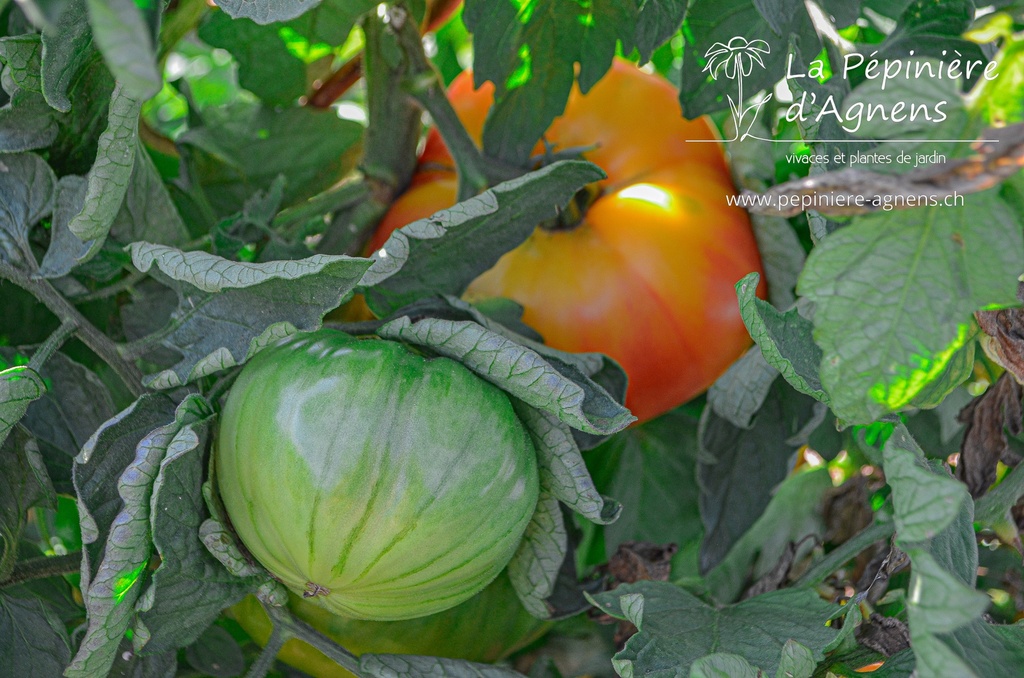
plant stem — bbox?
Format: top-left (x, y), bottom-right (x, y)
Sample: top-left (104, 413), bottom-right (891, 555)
top-left (244, 625), bottom-right (287, 678)
top-left (0, 551), bottom-right (82, 589)
top-left (263, 602), bottom-right (362, 675)
top-left (70, 270), bottom-right (148, 304)
top-left (159, 0), bottom-right (208, 61)
top-left (0, 260), bottom-right (145, 397)
top-left (388, 5), bottom-right (521, 200)
top-left (28, 321), bottom-right (77, 372)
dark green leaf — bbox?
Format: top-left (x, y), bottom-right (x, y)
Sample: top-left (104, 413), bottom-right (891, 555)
top-left (85, 0), bottom-right (161, 99)
top-left (0, 588), bottom-right (71, 676)
top-left (213, 0), bottom-right (323, 24)
top-left (0, 152), bottom-right (56, 259)
top-left (776, 639), bottom-right (816, 678)
top-left (179, 105), bottom-right (362, 216)
top-left (632, 0), bottom-right (688, 62)
top-left (0, 366), bottom-right (46, 449)
top-left (974, 463), bottom-right (1024, 551)
top-left (691, 653), bottom-right (761, 677)
top-left (1, 429), bottom-right (54, 581)
top-left (109, 144), bottom-right (189, 247)
top-left (590, 582), bottom-right (837, 677)
top-left (134, 399), bottom-right (257, 654)
top-left (507, 489), bottom-right (566, 619)
top-left (38, 175), bottom-right (96, 278)
top-left (377, 315), bottom-right (635, 435)
top-left (184, 625), bottom-right (244, 678)
top-left (737, 274), bottom-right (826, 403)
top-left (128, 243), bottom-right (372, 388)
top-left (68, 394), bottom-right (178, 678)
top-left (360, 161), bottom-right (605, 317)
top-left (698, 379), bottom-right (823, 573)
top-left (798, 192), bottom-right (1023, 424)
top-left (361, 653), bottom-right (527, 677)
top-left (707, 347), bottom-right (779, 429)
top-left (40, 0), bottom-right (93, 113)
top-left (877, 0), bottom-right (987, 86)
top-left (0, 35), bottom-right (43, 92)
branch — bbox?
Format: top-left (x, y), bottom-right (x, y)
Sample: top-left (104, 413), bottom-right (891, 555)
top-left (741, 122), bottom-right (1024, 217)
top-left (0, 259), bottom-right (145, 397)
top-left (0, 552), bottom-right (82, 589)
top-left (262, 601), bottom-right (362, 675)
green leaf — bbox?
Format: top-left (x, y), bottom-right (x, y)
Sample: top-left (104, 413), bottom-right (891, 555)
top-left (707, 346), bottom-right (779, 429)
top-left (679, 0), bottom-right (820, 117)
top-left (588, 408), bottom-right (702, 565)
top-left (85, 0), bottom-right (161, 99)
top-left (361, 653), bottom-right (527, 677)
top-left (361, 161), bottom-right (605, 317)
top-left (776, 639), bottom-right (816, 678)
top-left (883, 425), bottom-right (969, 544)
top-left (737, 274), bottom-right (827, 403)
top-left (198, 0), bottom-right (376, 106)
top-left (798, 192), bottom-right (1023, 424)
top-left (698, 379), bottom-right (823, 573)
top-left (0, 366), bottom-right (46, 449)
top-left (0, 90), bottom-right (59, 152)
top-left (906, 549), bottom-right (990, 636)
top-left (0, 588), bottom-right (71, 676)
top-left (68, 83), bottom-right (141, 244)
top-left (213, 0), bottom-right (323, 24)
top-left (127, 242), bottom-right (371, 388)
top-left (134, 398), bottom-right (255, 654)
top-left (184, 625), bottom-right (245, 678)
top-left (974, 463), bottom-right (1024, 552)
top-left (462, 0), bottom-right (631, 165)
top-left (67, 395), bottom-right (206, 678)
top-left (507, 489), bottom-right (566, 619)
top-left (705, 468), bottom-right (832, 603)
top-left (513, 403), bottom-right (620, 524)
top-left (109, 144), bottom-right (189, 247)
top-left (377, 315), bottom-right (635, 435)
top-left (0, 152), bottom-right (57, 259)
top-left (691, 653), bottom-right (761, 678)
top-left (0, 35), bottom-right (43, 92)
top-left (877, 0), bottom-right (986, 86)
top-left (590, 582), bottom-right (838, 677)
top-left (40, 0), bottom-right (93, 113)
top-left (632, 0), bottom-right (688, 62)
top-left (179, 105), bottom-right (363, 216)
top-left (38, 175), bottom-right (97, 279)
top-left (1, 429), bottom-right (54, 581)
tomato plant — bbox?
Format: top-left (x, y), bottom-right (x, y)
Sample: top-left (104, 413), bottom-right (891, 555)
top-left (217, 330), bottom-right (539, 620)
top-left (3, 1), bottom-right (1024, 677)
top-left (371, 60), bottom-right (767, 422)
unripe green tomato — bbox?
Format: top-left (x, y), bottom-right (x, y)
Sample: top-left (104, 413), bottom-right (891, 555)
top-left (216, 330), bottom-right (539, 620)
top-left (230, 572), bottom-right (549, 678)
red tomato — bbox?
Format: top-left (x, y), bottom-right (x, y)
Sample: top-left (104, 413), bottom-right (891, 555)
top-left (372, 59), bottom-right (766, 422)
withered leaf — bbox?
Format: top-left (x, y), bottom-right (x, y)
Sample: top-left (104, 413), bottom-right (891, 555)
top-left (957, 373), bottom-right (1023, 498)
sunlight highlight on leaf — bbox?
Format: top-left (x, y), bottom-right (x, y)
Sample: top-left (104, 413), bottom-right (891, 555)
top-left (869, 323), bottom-right (972, 411)
top-left (507, 44), bottom-right (532, 90)
top-left (277, 27), bottom-right (333, 63)
top-left (113, 561), bottom-right (148, 604)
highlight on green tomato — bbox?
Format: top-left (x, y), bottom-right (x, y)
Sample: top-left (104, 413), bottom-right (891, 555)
top-left (230, 572), bottom-right (550, 678)
top-left (215, 330), bottom-right (540, 620)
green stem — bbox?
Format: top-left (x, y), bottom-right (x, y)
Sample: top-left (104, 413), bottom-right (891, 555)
top-left (244, 624), bottom-right (287, 678)
top-left (272, 181), bottom-right (372, 235)
top-left (70, 270), bottom-right (148, 304)
top-left (159, 0), bottom-right (209, 62)
top-left (0, 552), bottom-right (82, 589)
top-left (28, 321), bottom-right (77, 372)
top-left (263, 602), bottom-right (362, 675)
top-left (117, 318), bottom-right (181, 361)
top-left (794, 520), bottom-right (895, 588)
top-left (0, 259), bottom-right (145, 397)
top-left (388, 5), bottom-right (521, 200)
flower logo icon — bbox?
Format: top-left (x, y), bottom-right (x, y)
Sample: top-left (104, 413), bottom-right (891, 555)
top-left (702, 37), bottom-right (772, 141)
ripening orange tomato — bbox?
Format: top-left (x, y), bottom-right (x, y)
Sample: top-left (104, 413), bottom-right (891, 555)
top-left (371, 59), bottom-right (766, 422)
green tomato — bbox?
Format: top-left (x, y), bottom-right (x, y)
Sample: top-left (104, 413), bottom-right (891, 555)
top-left (231, 572), bottom-right (550, 678)
top-left (216, 330), bottom-right (539, 621)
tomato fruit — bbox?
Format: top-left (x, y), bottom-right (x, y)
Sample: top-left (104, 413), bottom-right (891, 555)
top-left (216, 330), bottom-right (539, 620)
top-left (371, 59), bottom-right (766, 423)
top-left (231, 571), bottom-right (549, 678)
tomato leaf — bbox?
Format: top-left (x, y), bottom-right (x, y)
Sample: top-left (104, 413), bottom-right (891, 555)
top-left (377, 315), bottom-right (635, 435)
top-left (737, 274), bottom-right (827, 405)
top-left (0, 588), bottom-right (71, 676)
top-left (40, 0), bottom-right (92, 113)
top-left (360, 160), bottom-right (605, 317)
top-left (0, 35), bottom-right (43, 93)
top-left (109, 143), bottom-right (190, 248)
top-left (883, 424), bottom-right (970, 545)
top-left (213, 0), bottom-right (323, 24)
top-left (85, 0), bottom-right (161, 100)
top-left (66, 393), bottom-right (179, 678)
top-left (974, 463), bottom-right (1024, 553)
top-left (698, 379), bottom-right (824, 574)
top-left (0, 366), bottom-right (46, 449)
top-left (127, 242), bottom-right (372, 388)
top-left (507, 489), bottom-right (566, 619)
top-left (707, 347), bottom-right (780, 429)
top-left (361, 653), bottom-right (527, 677)
top-left (691, 653), bottom-right (762, 678)
top-left (67, 83), bottom-right (141, 244)
top-left (37, 176), bottom-right (95, 278)
top-left (0, 430), bottom-right (54, 581)
top-left (133, 399), bottom-right (257, 655)
top-left (0, 152), bottom-right (56, 262)
top-left (590, 583), bottom-right (838, 677)
top-left (184, 625), bottom-right (245, 678)
top-left (179, 105), bottom-right (363, 216)
top-left (776, 639), bottom-right (816, 678)
top-left (0, 90), bottom-right (60, 152)
top-left (798, 191), bottom-right (1023, 425)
